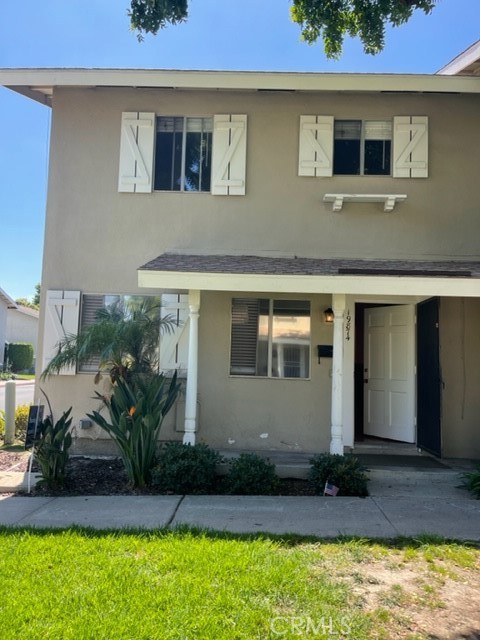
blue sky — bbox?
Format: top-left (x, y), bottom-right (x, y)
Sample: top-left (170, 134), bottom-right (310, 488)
top-left (0, 0), bottom-right (479, 300)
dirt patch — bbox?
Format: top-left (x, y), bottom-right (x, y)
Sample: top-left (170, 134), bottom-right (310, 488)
top-left (345, 556), bottom-right (480, 639)
top-left (0, 451), bottom-right (31, 472)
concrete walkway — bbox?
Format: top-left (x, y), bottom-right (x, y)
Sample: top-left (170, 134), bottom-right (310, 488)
top-left (1, 490), bottom-right (479, 540)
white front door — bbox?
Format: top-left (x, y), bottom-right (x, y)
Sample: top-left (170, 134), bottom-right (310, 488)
top-left (364, 305), bottom-right (415, 442)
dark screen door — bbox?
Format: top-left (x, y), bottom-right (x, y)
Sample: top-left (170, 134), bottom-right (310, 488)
top-left (417, 298), bottom-right (442, 456)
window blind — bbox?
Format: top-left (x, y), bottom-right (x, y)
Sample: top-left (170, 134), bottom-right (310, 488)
top-left (230, 298), bottom-right (260, 375)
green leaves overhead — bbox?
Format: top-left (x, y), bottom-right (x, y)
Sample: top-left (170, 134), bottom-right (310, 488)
top-left (129, 0), bottom-right (189, 39)
top-left (290, 0), bottom-right (436, 58)
top-left (128, 0), bottom-right (437, 58)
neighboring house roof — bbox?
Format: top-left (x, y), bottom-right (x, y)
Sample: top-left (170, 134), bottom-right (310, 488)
top-left (11, 305), bottom-right (39, 319)
top-left (0, 287), bottom-right (17, 309)
top-left (437, 40), bottom-right (480, 76)
top-left (0, 67), bottom-right (479, 106)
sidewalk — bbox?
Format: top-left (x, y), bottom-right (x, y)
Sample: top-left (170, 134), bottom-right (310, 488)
top-left (1, 490), bottom-right (479, 540)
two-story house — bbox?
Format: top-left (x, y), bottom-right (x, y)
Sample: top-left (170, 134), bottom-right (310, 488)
top-left (1, 52), bottom-right (479, 461)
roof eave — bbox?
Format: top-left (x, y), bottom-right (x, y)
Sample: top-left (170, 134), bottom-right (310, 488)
top-left (138, 268), bottom-right (480, 298)
top-left (1, 68), bottom-right (480, 106)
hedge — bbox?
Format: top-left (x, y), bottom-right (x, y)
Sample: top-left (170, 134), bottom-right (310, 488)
top-left (7, 343), bottom-right (34, 372)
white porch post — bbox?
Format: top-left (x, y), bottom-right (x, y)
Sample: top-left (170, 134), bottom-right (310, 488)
top-left (183, 289), bottom-right (200, 445)
top-left (330, 293), bottom-right (346, 455)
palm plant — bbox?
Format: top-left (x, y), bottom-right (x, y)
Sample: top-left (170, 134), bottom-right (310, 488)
top-left (42, 296), bottom-right (174, 383)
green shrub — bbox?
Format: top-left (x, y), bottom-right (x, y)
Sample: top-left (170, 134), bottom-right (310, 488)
top-left (34, 409), bottom-right (73, 489)
top-left (88, 373), bottom-right (181, 489)
top-left (7, 343), bottom-right (33, 373)
top-left (459, 464), bottom-right (480, 499)
top-left (15, 404), bottom-right (30, 437)
top-left (308, 453), bottom-right (369, 497)
top-left (225, 453), bottom-right (280, 495)
top-left (0, 405), bottom-right (29, 441)
top-left (151, 442), bottom-right (222, 494)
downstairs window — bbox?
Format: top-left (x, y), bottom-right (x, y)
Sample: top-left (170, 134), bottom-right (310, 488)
top-left (230, 298), bottom-right (311, 379)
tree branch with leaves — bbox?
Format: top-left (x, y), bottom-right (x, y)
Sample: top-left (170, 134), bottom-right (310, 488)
top-left (128, 0), bottom-right (437, 58)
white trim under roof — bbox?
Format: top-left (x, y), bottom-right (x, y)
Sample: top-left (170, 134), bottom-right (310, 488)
top-left (1, 68), bottom-right (480, 105)
top-left (437, 40), bottom-right (480, 76)
top-left (138, 269), bottom-right (480, 298)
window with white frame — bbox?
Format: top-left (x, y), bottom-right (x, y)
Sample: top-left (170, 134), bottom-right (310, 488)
top-left (230, 298), bottom-right (311, 378)
top-left (334, 120), bottom-right (392, 176)
top-left (154, 116), bottom-right (213, 192)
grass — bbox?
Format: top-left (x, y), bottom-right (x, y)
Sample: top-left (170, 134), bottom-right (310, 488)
top-left (0, 528), bottom-right (478, 639)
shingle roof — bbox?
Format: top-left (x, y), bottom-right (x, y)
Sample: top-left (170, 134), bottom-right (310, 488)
top-left (139, 254), bottom-right (480, 278)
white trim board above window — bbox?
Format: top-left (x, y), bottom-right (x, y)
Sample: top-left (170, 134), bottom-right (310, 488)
top-left (118, 112), bottom-right (247, 196)
top-left (298, 115), bottom-right (428, 178)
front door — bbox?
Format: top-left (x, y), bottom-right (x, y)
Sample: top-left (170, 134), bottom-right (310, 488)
top-left (364, 305), bottom-right (415, 442)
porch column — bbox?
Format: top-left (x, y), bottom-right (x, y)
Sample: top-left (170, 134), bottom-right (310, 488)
top-left (330, 293), bottom-right (346, 455)
top-left (183, 289), bottom-right (200, 445)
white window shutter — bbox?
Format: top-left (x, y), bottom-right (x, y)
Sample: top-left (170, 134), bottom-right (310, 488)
top-left (298, 115), bottom-right (334, 177)
top-left (160, 294), bottom-right (189, 376)
top-left (212, 114), bottom-right (247, 195)
top-left (393, 116), bottom-right (428, 178)
top-left (42, 290), bottom-right (81, 375)
top-left (118, 112), bottom-right (155, 193)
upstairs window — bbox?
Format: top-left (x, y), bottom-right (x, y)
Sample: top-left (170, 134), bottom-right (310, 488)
top-left (154, 116), bottom-right (213, 192)
top-left (230, 298), bottom-right (310, 379)
top-left (334, 120), bottom-right (392, 176)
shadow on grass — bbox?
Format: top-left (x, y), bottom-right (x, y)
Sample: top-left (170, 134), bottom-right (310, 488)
top-left (0, 523), bottom-right (478, 551)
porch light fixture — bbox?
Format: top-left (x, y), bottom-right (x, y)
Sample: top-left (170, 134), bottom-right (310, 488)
top-left (324, 307), bottom-right (334, 324)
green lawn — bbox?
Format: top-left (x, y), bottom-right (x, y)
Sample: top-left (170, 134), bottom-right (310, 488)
top-left (0, 527), bottom-right (478, 639)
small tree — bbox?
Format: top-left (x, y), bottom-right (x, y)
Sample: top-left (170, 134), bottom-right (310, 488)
top-left (42, 295), bottom-right (181, 488)
top-left (42, 296), bottom-right (174, 384)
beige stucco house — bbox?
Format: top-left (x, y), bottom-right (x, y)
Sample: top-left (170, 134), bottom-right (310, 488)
top-left (1, 45), bottom-right (479, 460)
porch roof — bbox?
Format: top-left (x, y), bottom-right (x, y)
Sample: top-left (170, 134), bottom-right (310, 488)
top-left (138, 254), bottom-right (480, 298)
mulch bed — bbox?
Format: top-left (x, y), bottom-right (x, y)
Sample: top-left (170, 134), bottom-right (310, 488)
top-left (1, 451), bottom-right (315, 497)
